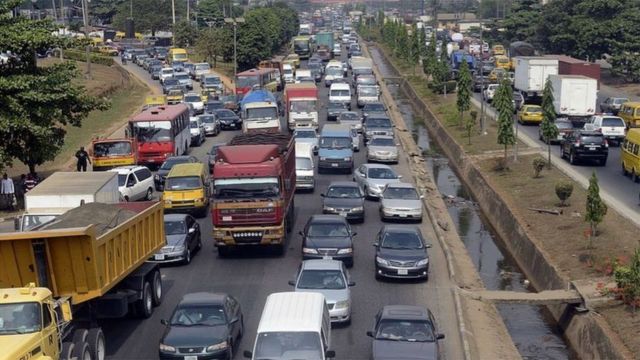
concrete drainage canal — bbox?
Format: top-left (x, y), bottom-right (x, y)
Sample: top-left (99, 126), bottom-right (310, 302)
top-left (370, 47), bottom-right (577, 360)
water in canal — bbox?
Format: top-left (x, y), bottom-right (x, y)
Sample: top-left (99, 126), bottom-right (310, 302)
top-left (370, 47), bottom-right (575, 360)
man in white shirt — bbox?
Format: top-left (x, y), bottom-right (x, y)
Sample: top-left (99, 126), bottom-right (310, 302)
top-left (1, 173), bottom-right (15, 211)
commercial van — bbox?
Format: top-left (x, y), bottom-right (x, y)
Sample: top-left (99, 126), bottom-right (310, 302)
top-left (618, 102), bottom-right (640, 128)
top-left (329, 83), bottom-right (352, 110)
top-left (621, 129), bottom-right (640, 181)
top-left (162, 163), bottom-right (210, 217)
top-left (318, 124), bottom-right (354, 173)
top-left (295, 142), bottom-right (315, 191)
top-left (244, 292), bottom-right (335, 360)
top-left (168, 48), bottom-right (188, 64)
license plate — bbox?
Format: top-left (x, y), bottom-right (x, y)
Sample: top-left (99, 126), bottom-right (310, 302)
top-left (399, 214), bottom-right (407, 218)
top-left (149, 159), bottom-right (155, 162)
top-left (331, 163), bottom-right (339, 167)
top-left (323, 256), bottom-right (332, 260)
top-left (588, 146), bottom-right (597, 150)
top-left (154, 254), bottom-right (165, 261)
top-left (230, 124), bottom-right (235, 128)
top-left (398, 269), bottom-right (408, 275)
top-left (184, 357), bottom-right (198, 360)
top-left (339, 212), bottom-right (347, 217)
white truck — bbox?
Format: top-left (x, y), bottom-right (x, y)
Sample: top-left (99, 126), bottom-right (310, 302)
top-left (550, 74), bottom-right (598, 126)
top-left (514, 57), bottom-right (559, 99)
top-left (14, 172), bottom-right (121, 231)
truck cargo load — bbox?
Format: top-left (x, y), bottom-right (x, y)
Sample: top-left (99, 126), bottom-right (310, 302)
top-left (240, 89), bottom-right (280, 134)
top-left (545, 55), bottom-right (601, 89)
top-left (549, 74), bottom-right (598, 125)
top-left (514, 57), bottom-right (559, 99)
top-left (509, 41), bottom-right (535, 57)
top-left (212, 133), bottom-right (296, 256)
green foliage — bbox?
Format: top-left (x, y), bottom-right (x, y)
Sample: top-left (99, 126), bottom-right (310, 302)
top-left (555, 181), bottom-right (574, 206)
top-left (173, 20), bottom-right (198, 48)
top-left (196, 27), bottom-right (231, 67)
top-left (532, 157), bottom-right (546, 178)
top-left (408, 24), bottom-right (420, 67)
top-left (64, 50), bottom-right (115, 66)
top-left (197, 0), bottom-right (243, 27)
top-left (611, 248), bottom-right (640, 311)
top-left (540, 77), bottom-right (558, 167)
top-left (466, 111), bottom-right (477, 145)
top-left (112, 0), bottom-right (177, 35)
top-left (422, 33), bottom-right (437, 78)
top-left (456, 60), bottom-right (472, 126)
top-left (0, 0), bottom-right (108, 172)
top-left (90, 0), bottom-right (126, 24)
top-left (585, 171), bottom-right (607, 237)
top-left (494, 77), bottom-right (515, 165)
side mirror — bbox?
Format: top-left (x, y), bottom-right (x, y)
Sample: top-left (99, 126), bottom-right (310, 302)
top-left (127, 181), bottom-right (135, 188)
top-left (288, 280), bottom-right (296, 286)
top-left (398, 175), bottom-right (403, 179)
top-left (320, 193), bottom-right (325, 197)
top-left (243, 350), bottom-right (253, 358)
top-left (188, 228), bottom-right (196, 234)
top-left (373, 242), bottom-right (379, 247)
top-left (420, 195), bottom-right (425, 199)
top-left (436, 333), bottom-right (445, 340)
top-left (352, 232), bottom-right (357, 236)
top-left (161, 319), bottom-right (168, 326)
top-left (426, 243), bottom-right (433, 248)
top-left (348, 281), bottom-right (356, 287)
top-left (366, 330), bottom-right (374, 338)
top-left (229, 317), bottom-right (239, 324)
top-left (325, 350), bottom-right (336, 358)
top-left (299, 230), bottom-right (304, 236)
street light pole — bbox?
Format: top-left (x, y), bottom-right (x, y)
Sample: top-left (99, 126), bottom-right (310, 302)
top-left (225, 17), bottom-right (245, 94)
top-left (81, 0), bottom-right (92, 78)
top-left (479, 17), bottom-right (486, 135)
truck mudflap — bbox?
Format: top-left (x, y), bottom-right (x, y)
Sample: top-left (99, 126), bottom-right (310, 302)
top-left (213, 223), bottom-right (286, 246)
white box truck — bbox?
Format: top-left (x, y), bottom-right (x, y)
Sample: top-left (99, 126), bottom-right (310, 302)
top-left (549, 74), bottom-right (598, 126)
top-left (15, 171), bottom-right (121, 231)
top-left (514, 57), bottom-right (558, 99)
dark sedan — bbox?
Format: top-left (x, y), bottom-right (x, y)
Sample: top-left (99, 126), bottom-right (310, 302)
top-left (300, 215), bottom-right (356, 267)
top-left (374, 225), bottom-right (430, 280)
top-left (327, 101), bottom-right (349, 121)
top-left (154, 156), bottom-right (199, 191)
top-left (149, 214), bottom-right (202, 265)
top-left (321, 181), bottom-right (365, 222)
top-left (207, 143), bottom-right (226, 174)
top-left (214, 109), bottom-right (242, 130)
top-left (367, 305), bottom-right (445, 360)
top-left (159, 292), bottom-right (244, 360)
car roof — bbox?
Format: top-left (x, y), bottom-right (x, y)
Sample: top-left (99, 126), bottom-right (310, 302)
top-left (301, 259), bottom-right (344, 271)
top-left (179, 292), bottom-right (228, 306)
top-left (363, 163), bottom-right (393, 170)
top-left (309, 214), bottom-right (349, 223)
top-left (384, 182), bottom-right (415, 189)
top-left (167, 163), bottom-right (204, 177)
top-left (328, 181), bottom-right (359, 188)
top-left (164, 213), bottom-right (190, 221)
top-left (109, 165), bottom-right (146, 174)
top-left (381, 305), bottom-right (430, 321)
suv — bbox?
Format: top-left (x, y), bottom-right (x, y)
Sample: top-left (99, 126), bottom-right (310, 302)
top-left (560, 130), bottom-right (609, 166)
top-left (584, 115), bottom-right (626, 146)
top-left (600, 97), bottom-right (629, 115)
top-left (108, 166), bottom-right (155, 201)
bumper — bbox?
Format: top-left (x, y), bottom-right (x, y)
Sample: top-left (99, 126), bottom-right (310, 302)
top-left (574, 151), bottom-right (608, 160)
top-left (220, 121), bottom-right (241, 130)
top-left (304, 253), bottom-right (353, 267)
top-left (139, 154), bottom-right (171, 166)
top-left (318, 159), bottom-right (353, 169)
top-left (603, 135), bottom-right (624, 142)
top-left (328, 306), bottom-right (351, 323)
top-left (367, 153), bottom-right (399, 163)
top-left (204, 127), bottom-right (217, 135)
top-left (296, 177), bottom-right (315, 190)
top-left (159, 349), bottom-right (229, 360)
top-left (381, 208), bottom-right (422, 220)
top-left (365, 186), bottom-right (384, 198)
top-left (376, 264), bottom-right (429, 279)
top-left (323, 208), bottom-right (364, 221)
top-left (214, 224), bottom-right (285, 246)
top-left (164, 200), bottom-right (208, 213)
top-left (147, 250), bottom-right (186, 263)
top-left (520, 116), bottom-right (542, 123)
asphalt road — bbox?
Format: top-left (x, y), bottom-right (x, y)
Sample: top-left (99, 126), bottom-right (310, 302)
top-left (103, 46), bottom-right (464, 360)
top-left (473, 85), bottom-right (640, 212)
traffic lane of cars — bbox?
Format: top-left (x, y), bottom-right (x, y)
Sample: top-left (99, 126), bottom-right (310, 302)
top-left (472, 91), bottom-right (639, 211)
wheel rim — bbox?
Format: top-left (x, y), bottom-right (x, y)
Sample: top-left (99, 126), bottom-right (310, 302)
top-left (96, 335), bottom-right (106, 360)
top-left (154, 274), bottom-right (162, 302)
top-left (186, 250), bottom-right (191, 263)
top-left (82, 348), bottom-right (91, 360)
top-left (147, 189), bottom-right (152, 200)
top-left (145, 286), bottom-right (152, 313)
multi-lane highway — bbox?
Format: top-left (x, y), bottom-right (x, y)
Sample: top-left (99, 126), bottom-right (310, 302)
top-left (103, 46), bottom-right (466, 359)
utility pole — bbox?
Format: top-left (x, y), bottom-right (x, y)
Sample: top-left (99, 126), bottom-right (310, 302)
top-left (225, 17), bottom-right (245, 94)
top-left (187, 0), bottom-right (190, 24)
top-left (171, 0), bottom-right (176, 44)
top-left (82, 0), bottom-right (91, 79)
top-left (59, 0), bottom-right (64, 60)
top-left (479, 16), bottom-right (486, 135)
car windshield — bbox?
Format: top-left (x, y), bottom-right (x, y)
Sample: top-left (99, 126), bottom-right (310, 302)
top-left (189, 121), bottom-right (199, 129)
top-left (164, 79), bottom-right (178, 85)
top-left (368, 167), bottom-right (397, 179)
top-left (204, 77), bottom-right (221, 84)
top-left (381, 231), bottom-right (423, 249)
top-left (602, 117), bottom-right (625, 127)
top-left (364, 104), bottom-right (385, 112)
top-left (214, 177), bottom-right (279, 198)
top-left (160, 158), bottom-right (189, 170)
top-left (331, 89), bottom-right (350, 97)
top-left (93, 141), bottom-right (132, 157)
top-left (326, 67), bottom-right (342, 76)
top-left (328, 102), bottom-right (345, 110)
top-left (195, 64), bottom-right (210, 71)
top-left (184, 95), bottom-right (200, 102)
top-left (236, 75), bottom-right (258, 88)
top-left (295, 130), bottom-right (316, 138)
top-left (358, 77), bottom-right (376, 85)
top-left (215, 110), bottom-right (235, 118)
top-left (254, 332), bottom-right (322, 360)
top-left (132, 121), bottom-right (172, 143)
top-left (340, 112), bottom-right (359, 120)
top-left (376, 319), bottom-right (435, 342)
top-left (199, 115), bottom-right (215, 124)
top-left (296, 157), bottom-right (313, 170)
top-left (0, 302), bottom-right (41, 335)
top-left (175, 74), bottom-right (189, 80)
top-left (366, 118), bottom-right (392, 128)
top-left (555, 122), bottom-right (573, 130)
top-left (246, 107), bottom-right (278, 119)
top-left (308, 223), bottom-right (349, 237)
top-left (164, 220), bottom-right (186, 235)
top-left (580, 135), bottom-right (604, 144)
top-left (370, 138), bottom-right (395, 147)
top-left (525, 107), bottom-right (541, 113)
top-left (297, 270), bottom-right (346, 290)
top-left (614, 98), bottom-right (628, 104)
top-left (383, 186), bottom-right (419, 200)
top-left (170, 305), bottom-right (226, 326)
top-left (326, 186), bottom-right (361, 198)
top-left (165, 176), bottom-right (202, 191)
top-left (207, 102), bottom-right (224, 110)
top-left (291, 100), bottom-right (316, 113)
top-left (359, 87), bottom-right (378, 96)
top-left (319, 136), bottom-right (351, 149)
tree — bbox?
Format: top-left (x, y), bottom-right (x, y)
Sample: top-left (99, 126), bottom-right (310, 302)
top-left (456, 60), bottom-right (472, 126)
top-left (173, 20), bottom-right (198, 48)
top-left (90, 0), bottom-right (126, 25)
top-left (585, 171), bottom-right (607, 239)
top-left (0, 0), bottom-right (107, 173)
top-left (466, 110), bottom-right (477, 145)
top-left (540, 77), bottom-right (559, 167)
top-left (196, 27), bottom-right (231, 67)
top-left (494, 77), bottom-right (515, 166)
top-left (112, 0), bottom-right (176, 36)
top-left (197, 0), bottom-right (243, 27)
top-left (409, 24), bottom-right (420, 71)
top-left (611, 247), bottom-right (640, 311)
top-left (423, 32), bottom-right (437, 78)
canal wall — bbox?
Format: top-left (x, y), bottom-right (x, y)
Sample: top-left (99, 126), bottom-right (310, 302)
top-left (370, 43), bottom-right (633, 360)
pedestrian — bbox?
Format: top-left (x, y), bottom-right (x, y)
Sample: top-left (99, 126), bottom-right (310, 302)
top-left (0, 173), bottom-right (15, 211)
top-left (75, 146), bottom-right (91, 172)
top-left (15, 174), bottom-right (26, 210)
top-left (24, 173), bottom-right (37, 193)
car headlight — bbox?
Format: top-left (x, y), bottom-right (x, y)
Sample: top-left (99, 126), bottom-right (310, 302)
top-left (164, 199), bottom-right (172, 205)
top-left (352, 206), bottom-right (364, 212)
top-left (334, 300), bottom-right (349, 309)
top-left (303, 247), bottom-right (318, 254)
top-left (416, 258), bottom-right (429, 266)
top-left (206, 341), bottom-right (228, 352)
top-left (324, 206), bottom-right (335, 212)
top-left (337, 248), bottom-right (352, 254)
top-left (159, 344), bottom-right (176, 353)
top-left (344, 157), bottom-right (352, 161)
top-left (376, 256), bottom-right (389, 265)
top-left (320, 156), bottom-right (327, 161)
top-left (154, 174), bottom-right (160, 181)
top-left (174, 245), bottom-right (186, 252)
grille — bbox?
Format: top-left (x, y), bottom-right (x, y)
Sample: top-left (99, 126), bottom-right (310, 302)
top-left (232, 231), bottom-right (263, 244)
top-left (318, 248), bottom-right (338, 255)
top-left (141, 152), bottom-right (162, 157)
top-left (171, 200), bottom-right (194, 206)
top-left (336, 208), bottom-right (353, 213)
top-left (373, 131), bottom-right (388, 135)
top-left (389, 260), bottom-right (416, 267)
top-left (178, 347), bottom-right (204, 354)
top-left (327, 303), bottom-right (335, 310)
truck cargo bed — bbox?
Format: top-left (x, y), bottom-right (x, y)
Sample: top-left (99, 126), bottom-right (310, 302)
top-left (0, 201), bottom-right (164, 304)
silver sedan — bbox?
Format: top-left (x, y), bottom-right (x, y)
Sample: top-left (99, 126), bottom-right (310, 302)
top-left (353, 164), bottom-right (403, 199)
top-left (379, 182), bottom-right (423, 222)
top-left (367, 135), bottom-right (399, 163)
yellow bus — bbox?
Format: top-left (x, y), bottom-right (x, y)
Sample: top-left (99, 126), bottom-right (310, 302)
top-left (168, 48), bottom-right (188, 64)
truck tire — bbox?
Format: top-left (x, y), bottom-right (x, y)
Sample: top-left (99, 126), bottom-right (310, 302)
top-left (86, 328), bottom-right (106, 360)
top-left (72, 341), bottom-right (92, 360)
top-left (60, 342), bottom-right (75, 360)
top-left (151, 270), bottom-right (163, 306)
top-left (135, 281), bottom-right (153, 318)
top-left (73, 329), bottom-right (89, 345)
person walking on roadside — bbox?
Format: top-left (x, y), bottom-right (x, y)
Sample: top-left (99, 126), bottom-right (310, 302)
top-left (75, 146), bottom-right (91, 172)
top-left (1, 173), bottom-right (15, 211)
top-left (24, 173), bottom-right (37, 193)
top-left (15, 174), bottom-right (26, 210)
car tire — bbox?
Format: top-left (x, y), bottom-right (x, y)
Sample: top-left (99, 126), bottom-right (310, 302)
top-left (622, 164), bottom-right (629, 176)
top-left (218, 246), bottom-right (231, 258)
top-left (145, 188), bottom-right (153, 201)
top-left (569, 151), bottom-right (576, 165)
top-left (600, 158), bottom-right (607, 166)
top-left (196, 236), bottom-right (202, 251)
top-left (71, 341), bottom-right (91, 360)
top-left (182, 249), bottom-right (192, 265)
top-left (633, 170), bottom-right (640, 183)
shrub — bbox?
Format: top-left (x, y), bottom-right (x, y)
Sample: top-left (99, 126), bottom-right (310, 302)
top-left (532, 157), bottom-right (546, 178)
top-left (429, 80), bottom-right (457, 94)
top-left (608, 248), bottom-right (640, 311)
top-left (555, 181), bottom-right (574, 207)
top-left (63, 49), bottom-right (114, 66)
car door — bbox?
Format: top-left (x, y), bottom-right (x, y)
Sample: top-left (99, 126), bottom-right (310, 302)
top-left (225, 297), bottom-right (240, 339)
top-left (125, 173), bottom-right (138, 200)
top-left (354, 165), bottom-right (367, 190)
top-left (185, 216), bottom-right (197, 251)
top-left (134, 168), bottom-right (152, 200)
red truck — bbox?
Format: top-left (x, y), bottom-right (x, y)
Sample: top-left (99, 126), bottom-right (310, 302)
top-left (211, 133), bottom-right (296, 256)
top-left (545, 55), bottom-right (601, 89)
top-left (285, 83), bottom-right (319, 130)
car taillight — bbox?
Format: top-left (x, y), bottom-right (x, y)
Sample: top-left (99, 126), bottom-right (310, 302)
top-left (604, 139), bottom-right (609, 147)
top-left (574, 140), bottom-right (581, 146)
top-left (596, 128), bottom-right (602, 133)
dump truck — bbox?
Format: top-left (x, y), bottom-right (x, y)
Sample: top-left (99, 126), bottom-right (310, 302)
top-left (0, 201), bottom-right (165, 360)
top-left (14, 172), bottom-right (121, 232)
top-left (212, 133), bottom-right (296, 257)
top-left (284, 83), bottom-right (319, 130)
